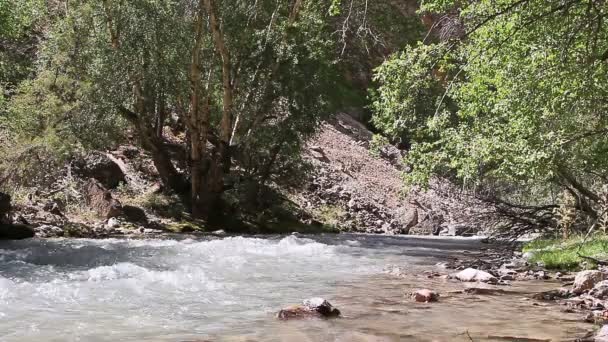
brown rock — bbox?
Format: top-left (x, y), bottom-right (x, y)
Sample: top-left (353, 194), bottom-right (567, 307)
top-left (84, 179), bottom-right (123, 219)
top-left (411, 289), bottom-right (439, 302)
top-left (277, 298), bottom-right (340, 320)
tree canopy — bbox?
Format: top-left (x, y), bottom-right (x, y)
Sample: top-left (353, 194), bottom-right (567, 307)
top-left (372, 0), bottom-right (608, 216)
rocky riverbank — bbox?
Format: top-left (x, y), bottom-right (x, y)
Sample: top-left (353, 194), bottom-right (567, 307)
top-left (380, 241), bottom-right (608, 341)
top-left (1, 112), bottom-right (497, 240)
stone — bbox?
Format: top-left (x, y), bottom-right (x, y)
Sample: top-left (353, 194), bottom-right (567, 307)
top-left (395, 206), bottom-right (418, 234)
top-left (84, 179), bottom-right (123, 219)
top-left (410, 289), bottom-right (439, 302)
top-left (453, 268), bottom-right (498, 284)
top-left (0, 223), bottom-right (35, 240)
top-left (73, 152), bottom-right (126, 189)
top-left (590, 281), bottom-right (608, 299)
top-left (596, 324), bottom-right (608, 342)
top-left (573, 270), bottom-right (606, 295)
top-left (277, 298), bottom-right (340, 320)
top-left (106, 217), bottom-right (121, 229)
top-left (35, 224), bottom-right (64, 238)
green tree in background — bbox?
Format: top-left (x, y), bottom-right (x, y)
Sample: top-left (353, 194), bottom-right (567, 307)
top-left (372, 0), bottom-right (608, 219)
top-left (1, 0), bottom-right (338, 219)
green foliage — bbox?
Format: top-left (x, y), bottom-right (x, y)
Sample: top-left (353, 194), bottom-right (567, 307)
top-left (372, 0), bottom-right (608, 202)
top-left (371, 43), bottom-right (449, 142)
top-left (523, 235), bottom-right (608, 270)
top-left (316, 204), bottom-right (347, 229)
top-left (369, 134), bottom-right (390, 157)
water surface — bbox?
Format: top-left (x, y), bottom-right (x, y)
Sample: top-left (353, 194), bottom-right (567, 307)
top-left (0, 234), bottom-right (589, 341)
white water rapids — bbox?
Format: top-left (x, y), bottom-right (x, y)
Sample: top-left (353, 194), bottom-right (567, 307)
top-left (0, 234), bottom-right (591, 341)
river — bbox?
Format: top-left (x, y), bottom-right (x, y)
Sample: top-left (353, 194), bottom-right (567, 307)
top-left (0, 234), bottom-right (590, 341)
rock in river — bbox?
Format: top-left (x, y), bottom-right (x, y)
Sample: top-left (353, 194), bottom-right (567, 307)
top-left (277, 298), bottom-right (341, 320)
top-left (572, 270), bottom-right (606, 295)
top-left (410, 289), bottom-right (439, 302)
top-left (453, 268), bottom-right (498, 284)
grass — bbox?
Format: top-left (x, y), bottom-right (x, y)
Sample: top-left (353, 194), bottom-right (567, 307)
top-left (523, 235), bottom-right (608, 270)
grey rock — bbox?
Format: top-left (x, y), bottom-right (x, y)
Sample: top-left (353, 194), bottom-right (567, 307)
top-left (573, 270), bottom-right (606, 295)
top-left (35, 224), bottom-right (64, 238)
top-left (590, 280), bottom-right (608, 299)
top-left (453, 268), bottom-right (498, 284)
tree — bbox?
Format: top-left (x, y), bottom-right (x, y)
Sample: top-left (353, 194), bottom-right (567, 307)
top-left (372, 0), bottom-right (608, 218)
top-left (1, 0), bottom-right (337, 220)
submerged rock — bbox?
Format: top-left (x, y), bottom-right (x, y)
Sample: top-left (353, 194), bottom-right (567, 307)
top-left (410, 289), bottom-right (439, 302)
top-left (573, 270), bottom-right (606, 295)
top-left (452, 268), bottom-right (498, 284)
top-left (532, 288), bottom-right (571, 301)
top-left (464, 287), bottom-right (508, 296)
top-left (277, 298), bottom-right (341, 320)
top-left (0, 223), bottom-right (35, 240)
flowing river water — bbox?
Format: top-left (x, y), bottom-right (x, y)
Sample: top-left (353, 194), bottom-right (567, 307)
top-left (0, 234), bottom-right (591, 341)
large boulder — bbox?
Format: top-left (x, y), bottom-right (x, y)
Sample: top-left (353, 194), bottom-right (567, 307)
top-left (591, 281), bottom-right (608, 300)
top-left (74, 152), bottom-right (126, 189)
top-left (0, 223), bottom-right (35, 240)
top-left (452, 268), bottom-right (498, 284)
top-left (573, 270), bottom-right (606, 295)
top-left (84, 179), bottom-right (123, 219)
top-left (277, 298), bottom-right (341, 320)
top-left (395, 206), bottom-right (418, 234)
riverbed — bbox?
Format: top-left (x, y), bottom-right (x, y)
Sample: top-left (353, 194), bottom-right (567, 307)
top-left (0, 234), bottom-right (590, 341)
